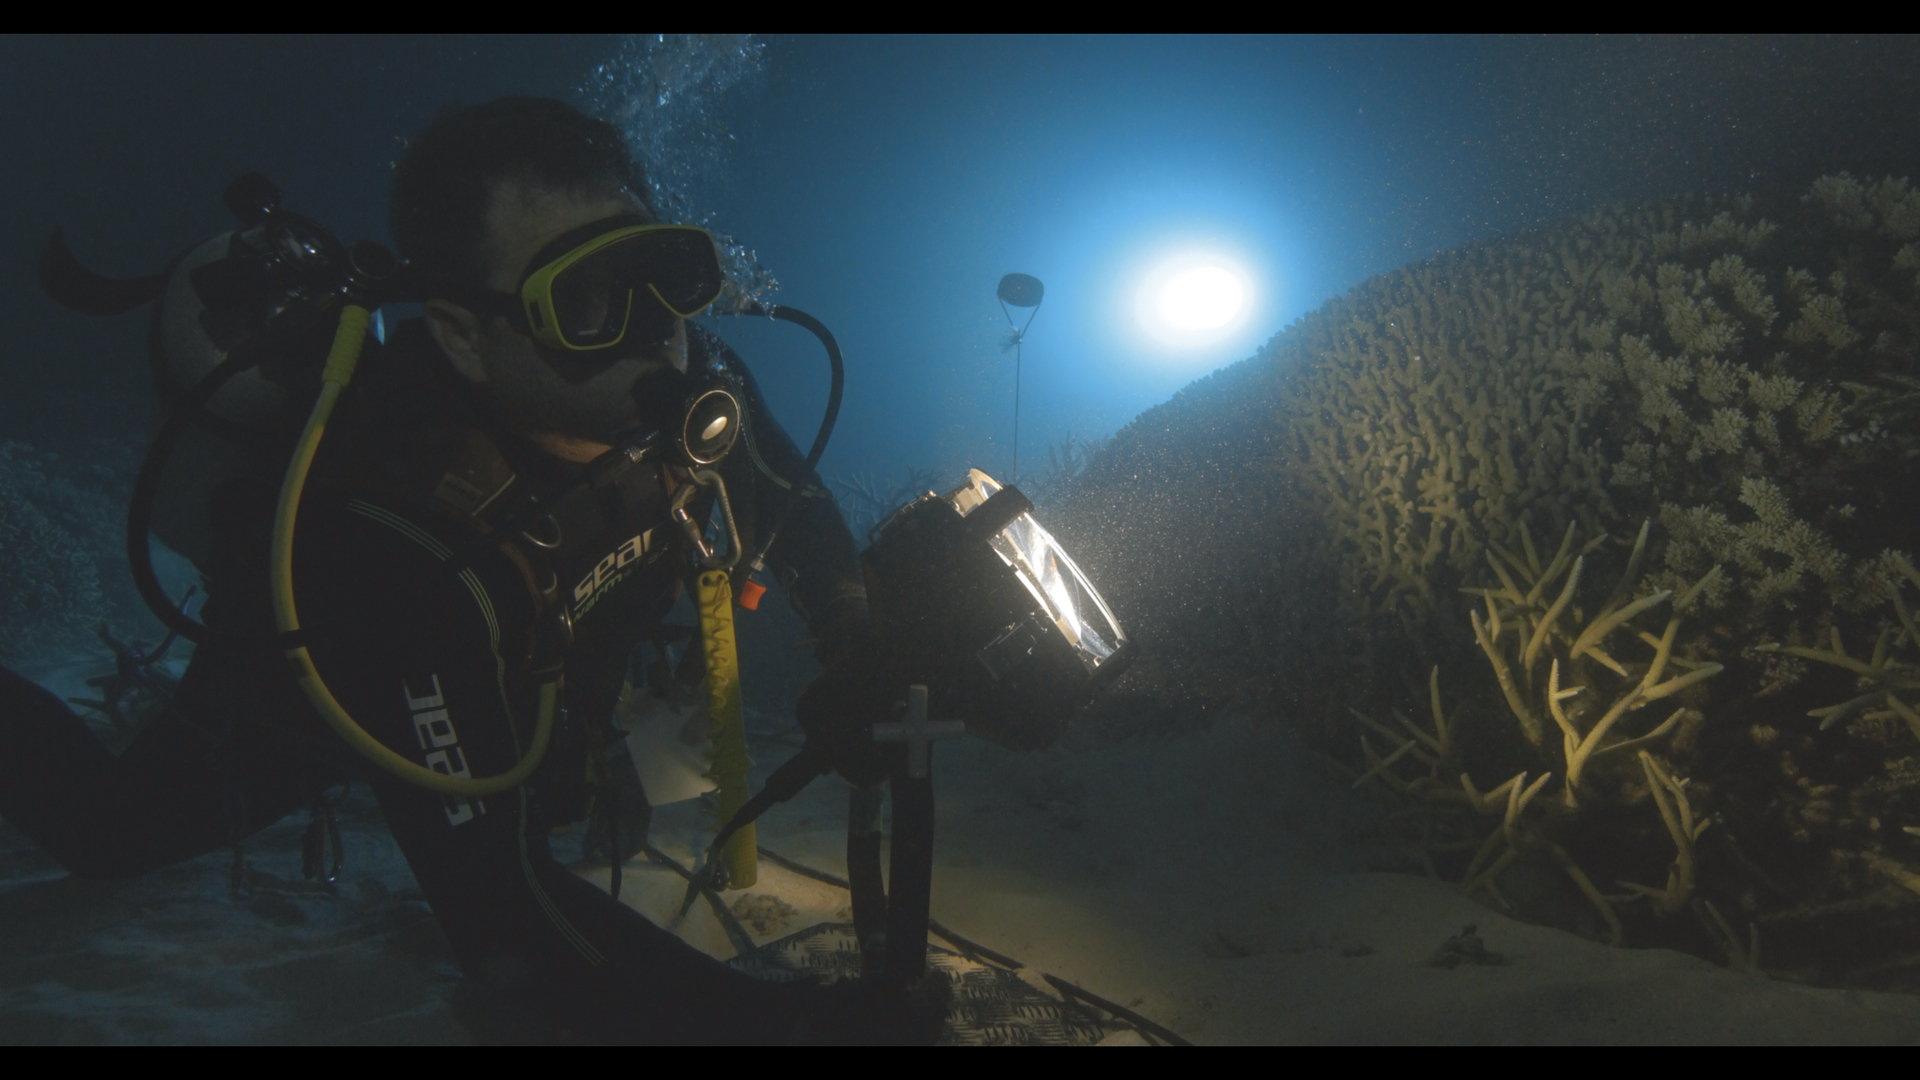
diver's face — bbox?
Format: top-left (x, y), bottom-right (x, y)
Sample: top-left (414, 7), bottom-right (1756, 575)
top-left (426, 181), bottom-right (687, 454)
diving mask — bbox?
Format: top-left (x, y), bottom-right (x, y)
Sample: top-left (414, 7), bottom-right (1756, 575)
top-left (474, 215), bottom-right (726, 354)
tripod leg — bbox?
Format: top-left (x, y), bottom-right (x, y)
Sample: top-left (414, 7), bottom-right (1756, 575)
top-left (848, 781), bottom-right (889, 969)
top-left (884, 748), bottom-right (936, 988)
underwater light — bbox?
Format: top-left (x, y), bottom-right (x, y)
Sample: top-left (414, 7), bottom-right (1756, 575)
top-left (694, 467), bottom-right (1135, 986)
top-left (1155, 265), bottom-right (1243, 331)
top-left (1136, 253), bottom-right (1256, 348)
top-left (845, 468), bottom-right (1133, 751)
top-left (808, 467), bottom-right (1133, 984)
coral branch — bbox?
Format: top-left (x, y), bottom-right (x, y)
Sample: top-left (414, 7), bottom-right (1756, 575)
top-left (1460, 772), bottom-right (1522, 815)
top-left (1426, 666), bottom-right (1451, 758)
top-left (1695, 900), bottom-right (1763, 976)
top-left (1595, 519), bottom-right (1653, 619)
top-left (1474, 608), bottom-right (1543, 746)
top-left (1865, 853), bottom-right (1920, 899)
top-left (1526, 522), bottom-right (1579, 607)
top-left (1640, 664), bottom-right (1726, 704)
top-left (1761, 589), bottom-right (1920, 732)
top-left (1589, 707), bottom-right (1687, 761)
top-left (1505, 770), bottom-right (1553, 844)
top-left (1620, 751), bottom-right (1708, 918)
top-left (1392, 706), bottom-right (1442, 755)
top-left (1523, 555), bottom-right (1584, 673)
top-left (1888, 693), bottom-right (1920, 744)
top-left (1569, 590), bottom-right (1671, 661)
top-left (1352, 734), bottom-right (1423, 789)
top-left (1520, 522), bottom-right (1543, 583)
top-left (1483, 549), bottom-right (1528, 604)
top-left (1547, 842), bottom-right (1625, 946)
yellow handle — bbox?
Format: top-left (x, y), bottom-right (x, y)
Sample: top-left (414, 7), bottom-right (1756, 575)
top-left (697, 569), bottom-right (756, 888)
top-left (272, 303), bottom-right (555, 797)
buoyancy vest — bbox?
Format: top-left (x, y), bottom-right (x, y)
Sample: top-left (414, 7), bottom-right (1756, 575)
top-left (290, 318), bottom-right (721, 824)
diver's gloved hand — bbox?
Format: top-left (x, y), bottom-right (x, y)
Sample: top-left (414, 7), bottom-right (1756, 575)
top-left (793, 972), bottom-right (951, 1045)
top-left (795, 654), bottom-right (896, 787)
top-left (811, 592), bottom-right (872, 669)
top-left (796, 593), bottom-right (898, 785)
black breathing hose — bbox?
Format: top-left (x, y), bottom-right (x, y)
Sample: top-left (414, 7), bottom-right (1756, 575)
top-left (723, 302), bottom-right (845, 573)
top-left (126, 351), bottom-right (264, 646)
top-left (759, 304), bottom-right (844, 474)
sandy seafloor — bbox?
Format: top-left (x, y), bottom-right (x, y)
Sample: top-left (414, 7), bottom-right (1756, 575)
top-left (5, 655), bottom-right (1920, 1045)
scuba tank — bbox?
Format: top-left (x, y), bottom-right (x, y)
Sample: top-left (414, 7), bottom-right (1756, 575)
top-left (145, 182), bottom-right (384, 572)
top-left (40, 173), bottom-right (397, 642)
top-left (146, 226), bottom-right (292, 575)
top-left (42, 174), bottom-right (576, 797)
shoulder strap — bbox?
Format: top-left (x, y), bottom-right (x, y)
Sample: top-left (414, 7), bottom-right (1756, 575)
top-left (306, 320), bottom-right (573, 665)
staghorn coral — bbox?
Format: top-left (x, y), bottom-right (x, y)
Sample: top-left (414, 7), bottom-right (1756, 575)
top-left (1895, 244), bottom-right (1920, 282)
top-left (1263, 176), bottom-right (1920, 703)
top-left (1350, 665), bottom-right (1625, 942)
top-left (1708, 255), bottom-right (1779, 329)
top-left (1870, 181), bottom-right (1920, 240)
top-left (1054, 174), bottom-right (1920, 747)
top-left (1354, 517), bottom-right (1734, 947)
top-left (1757, 552), bottom-right (1920, 742)
top-left (1808, 173), bottom-right (1920, 240)
top-left (1808, 174), bottom-right (1877, 231)
top-left (1275, 240), bottom-right (1636, 638)
top-left (1669, 209), bottom-right (1778, 254)
top-left (1740, 553), bottom-right (1920, 945)
top-left (1052, 176), bottom-right (1920, 976)
top-left (1782, 272), bottom-right (1860, 353)
top-left (1471, 521), bottom-right (1723, 796)
top-left (1658, 263), bottom-right (1741, 356)
top-left (1746, 366), bottom-right (1803, 412)
top-left (1656, 477), bottom-right (1847, 619)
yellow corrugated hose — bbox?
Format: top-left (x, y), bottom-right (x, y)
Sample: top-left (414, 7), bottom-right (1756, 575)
top-left (271, 303), bottom-right (556, 797)
top-left (697, 569), bottom-right (757, 888)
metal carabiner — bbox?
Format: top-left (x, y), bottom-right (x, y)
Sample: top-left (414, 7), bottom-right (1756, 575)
top-left (668, 469), bottom-right (743, 571)
top-left (519, 514), bottom-right (564, 550)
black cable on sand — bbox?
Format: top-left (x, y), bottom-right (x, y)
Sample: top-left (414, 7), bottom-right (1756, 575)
top-left (755, 844), bottom-right (1192, 1045)
top-left (639, 843), bottom-right (757, 957)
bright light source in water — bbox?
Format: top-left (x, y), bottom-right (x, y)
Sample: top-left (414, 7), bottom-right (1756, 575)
top-left (1155, 266), bottom-right (1244, 331)
top-left (1132, 250), bottom-right (1261, 354)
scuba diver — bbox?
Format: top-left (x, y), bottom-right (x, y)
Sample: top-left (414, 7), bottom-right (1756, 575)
top-left (0, 96), bottom-right (938, 1043)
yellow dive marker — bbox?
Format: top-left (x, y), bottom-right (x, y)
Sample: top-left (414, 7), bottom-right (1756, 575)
top-left (697, 569), bottom-right (757, 888)
top-left (271, 303), bottom-right (556, 797)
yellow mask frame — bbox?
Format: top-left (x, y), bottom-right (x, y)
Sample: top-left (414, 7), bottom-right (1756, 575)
top-left (510, 216), bottom-right (725, 353)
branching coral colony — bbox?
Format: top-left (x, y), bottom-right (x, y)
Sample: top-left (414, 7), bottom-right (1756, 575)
top-left (1355, 518), bottom-right (1723, 946)
top-left (1279, 174), bottom-right (1920, 666)
top-left (1300, 174), bottom-right (1920, 977)
top-left (1759, 553), bottom-right (1920, 902)
top-left (1067, 175), bottom-right (1917, 975)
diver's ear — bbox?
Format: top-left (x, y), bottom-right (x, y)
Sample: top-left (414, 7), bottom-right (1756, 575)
top-left (424, 298), bottom-right (489, 384)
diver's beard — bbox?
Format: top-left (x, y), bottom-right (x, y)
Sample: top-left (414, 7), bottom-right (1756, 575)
top-left (485, 348), bottom-right (655, 444)
top-left (478, 321), bottom-right (689, 446)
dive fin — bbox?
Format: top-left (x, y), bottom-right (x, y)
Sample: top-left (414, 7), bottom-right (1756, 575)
top-left (37, 227), bottom-right (166, 315)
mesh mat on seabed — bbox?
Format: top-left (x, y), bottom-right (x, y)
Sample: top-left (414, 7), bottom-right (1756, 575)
top-left (727, 921), bottom-right (1119, 1046)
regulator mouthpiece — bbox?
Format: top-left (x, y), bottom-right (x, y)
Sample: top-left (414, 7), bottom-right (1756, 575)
top-left (629, 355), bottom-right (743, 469)
top-left (681, 386), bottom-right (740, 465)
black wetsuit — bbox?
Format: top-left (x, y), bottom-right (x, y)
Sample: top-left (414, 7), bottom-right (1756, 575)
top-left (0, 320), bottom-right (866, 1043)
